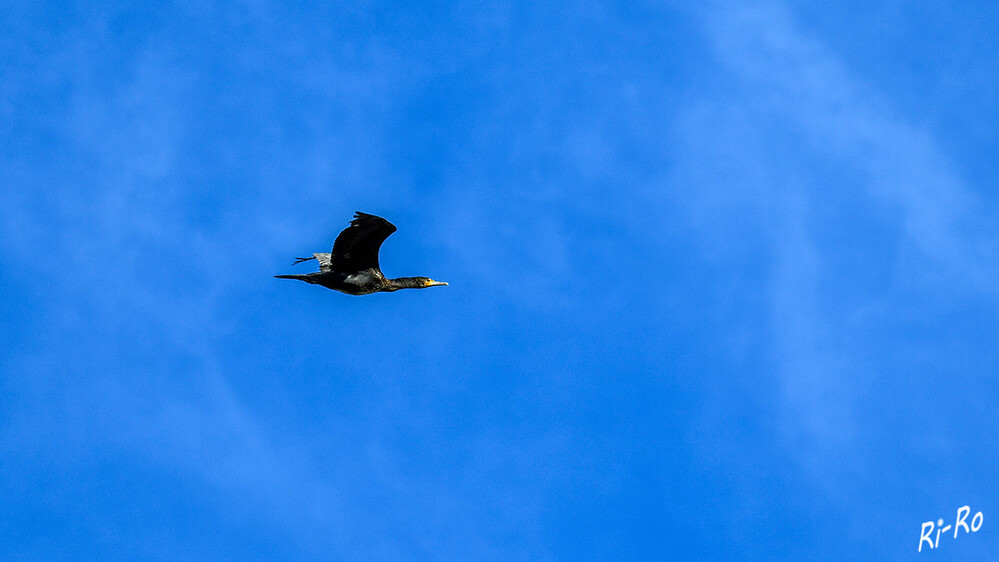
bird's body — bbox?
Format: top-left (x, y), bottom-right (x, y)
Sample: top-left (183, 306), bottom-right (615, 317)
top-left (275, 212), bottom-right (447, 295)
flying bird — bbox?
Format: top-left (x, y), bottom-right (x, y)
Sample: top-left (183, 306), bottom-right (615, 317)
top-left (275, 212), bottom-right (448, 295)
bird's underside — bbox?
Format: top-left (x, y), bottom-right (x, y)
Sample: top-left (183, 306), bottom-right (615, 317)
top-left (275, 212), bottom-right (447, 295)
top-left (277, 267), bottom-right (391, 295)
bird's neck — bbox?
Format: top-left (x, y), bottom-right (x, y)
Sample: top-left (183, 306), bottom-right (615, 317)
top-left (385, 277), bottom-right (426, 290)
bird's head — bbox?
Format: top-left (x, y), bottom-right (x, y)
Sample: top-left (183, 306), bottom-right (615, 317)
top-left (421, 278), bottom-right (448, 288)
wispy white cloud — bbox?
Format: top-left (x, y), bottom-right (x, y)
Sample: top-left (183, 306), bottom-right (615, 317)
top-left (677, 0), bottom-right (998, 477)
top-left (702, 1), bottom-right (994, 287)
top-left (0, 5), bottom-right (408, 553)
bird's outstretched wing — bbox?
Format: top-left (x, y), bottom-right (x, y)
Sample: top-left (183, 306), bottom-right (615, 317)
top-left (330, 212), bottom-right (397, 273)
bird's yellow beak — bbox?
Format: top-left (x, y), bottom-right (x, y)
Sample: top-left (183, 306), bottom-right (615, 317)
top-left (424, 279), bottom-right (448, 287)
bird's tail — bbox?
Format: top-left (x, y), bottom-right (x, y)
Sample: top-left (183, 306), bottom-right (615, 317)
top-left (274, 274), bottom-right (315, 282)
top-left (292, 256), bottom-right (315, 265)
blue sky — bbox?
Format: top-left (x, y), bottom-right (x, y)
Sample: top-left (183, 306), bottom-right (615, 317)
top-left (3, 1), bottom-right (998, 559)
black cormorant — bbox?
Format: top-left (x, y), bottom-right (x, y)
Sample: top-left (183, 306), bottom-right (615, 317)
top-left (275, 212), bottom-right (448, 295)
